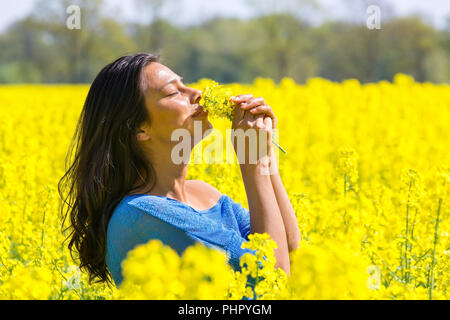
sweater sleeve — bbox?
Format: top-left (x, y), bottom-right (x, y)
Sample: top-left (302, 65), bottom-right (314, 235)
top-left (230, 199), bottom-right (251, 240)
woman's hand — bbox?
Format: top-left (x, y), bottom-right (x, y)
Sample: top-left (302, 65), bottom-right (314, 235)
top-left (231, 95), bottom-right (277, 129)
top-left (230, 94), bottom-right (277, 165)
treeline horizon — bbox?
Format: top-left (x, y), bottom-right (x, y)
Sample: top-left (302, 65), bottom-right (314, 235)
top-left (0, 1), bottom-right (449, 84)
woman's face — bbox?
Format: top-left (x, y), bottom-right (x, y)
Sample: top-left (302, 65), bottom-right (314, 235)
top-left (139, 62), bottom-right (212, 145)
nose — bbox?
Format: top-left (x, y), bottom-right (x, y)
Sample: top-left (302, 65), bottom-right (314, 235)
top-left (189, 87), bottom-right (202, 105)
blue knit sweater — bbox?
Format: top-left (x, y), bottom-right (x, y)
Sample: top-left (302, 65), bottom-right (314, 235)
top-left (106, 193), bottom-right (255, 287)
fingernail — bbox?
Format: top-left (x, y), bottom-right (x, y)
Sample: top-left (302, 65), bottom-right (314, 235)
top-left (230, 96), bottom-right (236, 100)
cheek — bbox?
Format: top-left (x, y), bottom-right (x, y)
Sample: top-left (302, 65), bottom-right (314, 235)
top-left (170, 99), bottom-right (194, 127)
top-left (151, 102), bottom-right (191, 132)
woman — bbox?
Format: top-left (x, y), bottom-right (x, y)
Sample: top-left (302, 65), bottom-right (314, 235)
top-left (59, 53), bottom-right (300, 287)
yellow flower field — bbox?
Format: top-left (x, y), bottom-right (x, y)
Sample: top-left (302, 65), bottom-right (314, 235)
top-left (0, 74), bottom-right (449, 299)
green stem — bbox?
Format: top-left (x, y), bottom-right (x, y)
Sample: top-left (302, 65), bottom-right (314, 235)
top-left (271, 138), bottom-right (287, 154)
top-left (428, 198), bottom-right (442, 300)
top-left (343, 174), bottom-right (349, 233)
top-left (409, 207), bottom-right (418, 285)
top-left (0, 255), bottom-right (12, 273)
top-left (369, 250), bottom-right (403, 283)
top-left (253, 263), bottom-right (259, 300)
top-left (404, 179), bottom-right (412, 283)
top-left (41, 209), bottom-right (46, 247)
top-left (20, 202), bottom-right (27, 245)
top-left (54, 262), bottom-right (84, 300)
top-left (402, 178), bottom-right (412, 282)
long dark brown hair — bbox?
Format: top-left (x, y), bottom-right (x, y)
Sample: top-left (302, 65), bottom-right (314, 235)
top-left (58, 53), bottom-right (159, 285)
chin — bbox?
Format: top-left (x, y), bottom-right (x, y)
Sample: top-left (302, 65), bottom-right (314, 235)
top-left (188, 118), bottom-right (213, 146)
top-left (201, 119), bottom-right (213, 136)
top-left (205, 119), bottom-right (213, 131)
top-left (190, 118), bottom-right (212, 132)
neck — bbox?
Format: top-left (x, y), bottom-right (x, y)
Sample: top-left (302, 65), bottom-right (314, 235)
top-left (138, 137), bottom-right (192, 203)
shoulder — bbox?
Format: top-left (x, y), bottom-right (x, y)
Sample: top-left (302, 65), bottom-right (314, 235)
top-left (111, 194), bottom-right (165, 222)
top-left (187, 180), bottom-right (222, 198)
top-left (121, 194), bottom-right (166, 212)
top-left (109, 194), bottom-right (182, 229)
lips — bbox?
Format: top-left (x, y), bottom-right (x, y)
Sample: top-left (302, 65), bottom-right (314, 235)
top-left (191, 105), bottom-right (207, 117)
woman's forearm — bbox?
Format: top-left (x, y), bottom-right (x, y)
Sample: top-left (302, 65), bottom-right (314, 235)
top-left (240, 161), bottom-right (290, 275)
top-left (269, 153), bottom-right (301, 251)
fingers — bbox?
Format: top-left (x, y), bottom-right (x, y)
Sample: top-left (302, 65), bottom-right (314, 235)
top-left (232, 102), bottom-right (245, 121)
top-left (263, 117), bottom-right (273, 154)
top-left (255, 114), bottom-right (265, 129)
top-left (231, 94), bottom-right (277, 130)
top-left (231, 95), bottom-right (253, 123)
top-left (237, 96), bottom-right (277, 129)
top-left (240, 97), bottom-right (265, 110)
top-left (249, 105), bottom-right (277, 129)
top-left (263, 116), bottom-right (272, 130)
top-left (230, 94), bottom-right (254, 104)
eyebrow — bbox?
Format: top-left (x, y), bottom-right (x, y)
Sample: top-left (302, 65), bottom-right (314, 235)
top-left (160, 76), bottom-right (183, 90)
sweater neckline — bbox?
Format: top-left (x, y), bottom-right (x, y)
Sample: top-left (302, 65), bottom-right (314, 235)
top-left (125, 193), bottom-right (226, 213)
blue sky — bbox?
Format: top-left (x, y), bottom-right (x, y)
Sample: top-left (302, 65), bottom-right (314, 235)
top-left (1, 0), bottom-right (449, 32)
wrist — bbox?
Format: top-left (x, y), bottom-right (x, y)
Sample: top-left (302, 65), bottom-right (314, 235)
top-left (268, 150), bottom-right (279, 175)
top-left (240, 155), bottom-right (276, 177)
